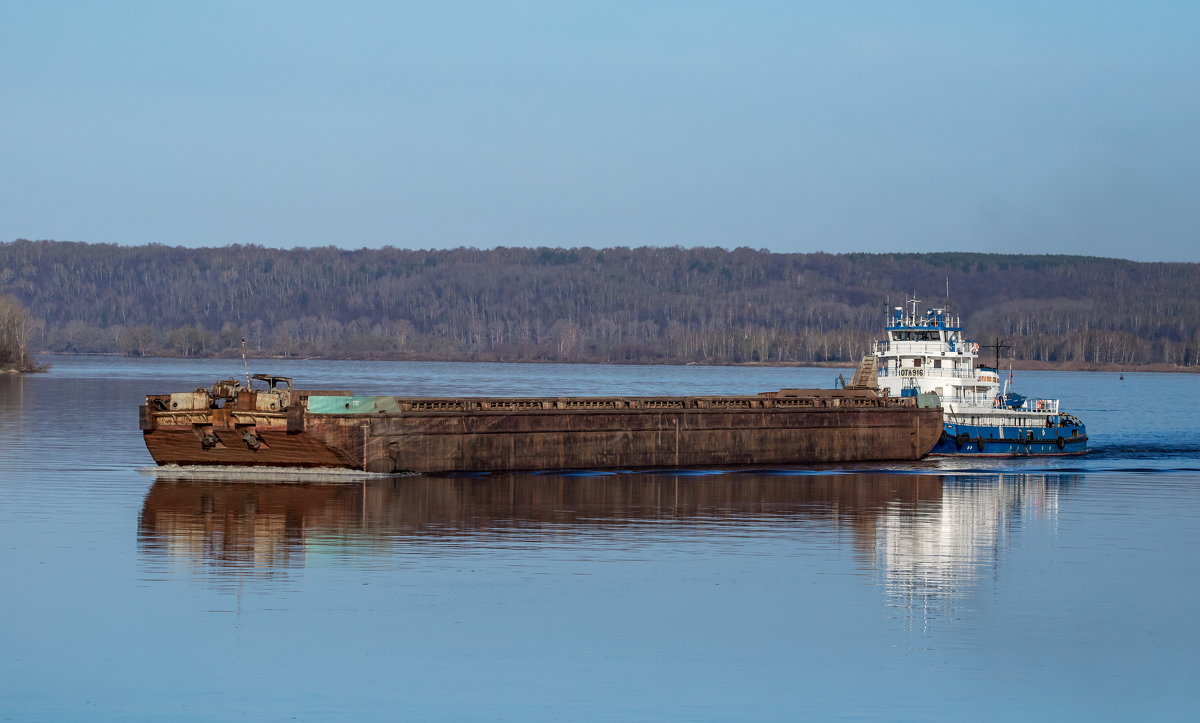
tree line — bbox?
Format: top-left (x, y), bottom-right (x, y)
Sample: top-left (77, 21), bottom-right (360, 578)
top-left (0, 292), bottom-right (43, 371)
top-left (2, 239), bottom-right (1198, 367)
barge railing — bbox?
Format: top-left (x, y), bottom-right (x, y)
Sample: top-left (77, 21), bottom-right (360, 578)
top-left (306, 392), bottom-right (926, 415)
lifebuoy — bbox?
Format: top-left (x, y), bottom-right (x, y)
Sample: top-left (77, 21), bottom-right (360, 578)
top-left (970, 342), bottom-right (980, 353)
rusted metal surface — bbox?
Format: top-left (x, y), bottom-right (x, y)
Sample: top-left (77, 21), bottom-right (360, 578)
top-left (141, 376), bottom-right (943, 473)
top-left (845, 356), bottom-right (879, 390)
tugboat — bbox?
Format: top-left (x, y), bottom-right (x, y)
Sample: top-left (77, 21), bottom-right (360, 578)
top-left (862, 299), bottom-right (1087, 456)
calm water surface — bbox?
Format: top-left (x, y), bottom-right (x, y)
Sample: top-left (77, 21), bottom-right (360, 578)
top-left (1, 357), bottom-right (1198, 721)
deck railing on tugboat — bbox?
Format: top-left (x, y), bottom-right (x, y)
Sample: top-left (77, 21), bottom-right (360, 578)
top-left (1019, 398), bottom-right (1060, 414)
top-left (938, 394), bottom-right (1061, 415)
top-left (883, 310), bottom-right (961, 329)
top-left (873, 341), bottom-right (976, 356)
top-left (946, 412), bottom-right (1078, 429)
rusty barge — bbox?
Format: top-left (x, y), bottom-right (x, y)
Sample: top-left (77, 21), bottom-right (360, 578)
top-left (139, 375), bottom-right (943, 474)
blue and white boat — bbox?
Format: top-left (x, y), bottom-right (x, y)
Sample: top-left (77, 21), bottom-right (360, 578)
top-left (868, 300), bottom-right (1087, 456)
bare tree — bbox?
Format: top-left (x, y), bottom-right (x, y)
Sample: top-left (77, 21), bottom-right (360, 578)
top-left (0, 293), bottom-right (43, 371)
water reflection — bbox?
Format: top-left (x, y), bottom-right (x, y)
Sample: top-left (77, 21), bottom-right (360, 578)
top-left (138, 481), bottom-right (353, 579)
top-left (139, 472), bottom-right (1078, 610)
top-left (0, 373), bottom-right (27, 438)
top-left (875, 475), bottom-right (1074, 627)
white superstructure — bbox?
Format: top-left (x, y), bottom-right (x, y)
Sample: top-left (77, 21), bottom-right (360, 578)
top-left (874, 300), bottom-right (1059, 423)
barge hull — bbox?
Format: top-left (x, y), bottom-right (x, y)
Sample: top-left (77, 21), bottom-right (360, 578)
top-left (141, 386), bottom-right (942, 474)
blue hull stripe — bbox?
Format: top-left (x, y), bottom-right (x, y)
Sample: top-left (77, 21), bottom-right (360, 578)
top-left (930, 423), bottom-right (1088, 457)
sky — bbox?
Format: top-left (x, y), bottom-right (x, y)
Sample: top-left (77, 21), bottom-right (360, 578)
top-left (1, 1), bottom-right (1197, 261)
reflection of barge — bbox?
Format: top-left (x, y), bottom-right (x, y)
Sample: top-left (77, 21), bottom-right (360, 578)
top-left (136, 474), bottom-right (948, 583)
top-left (138, 474), bottom-right (947, 553)
top-left (138, 472), bottom-right (1077, 614)
top-left (140, 374), bottom-right (942, 473)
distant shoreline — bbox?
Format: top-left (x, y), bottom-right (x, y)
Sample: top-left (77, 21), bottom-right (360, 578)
top-left (32, 351), bottom-right (1200, 373)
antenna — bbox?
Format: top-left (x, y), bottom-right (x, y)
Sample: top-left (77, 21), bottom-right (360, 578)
top-left (979, 338), bottom-right (1011, 370)
top-left (241, 338), bottom-right (251, 389)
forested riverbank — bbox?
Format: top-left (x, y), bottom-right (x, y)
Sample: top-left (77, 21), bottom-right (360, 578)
top-left (0, 292), bottom-right (43, 372)
top-left (3, 240), bottom-right (1198, 368)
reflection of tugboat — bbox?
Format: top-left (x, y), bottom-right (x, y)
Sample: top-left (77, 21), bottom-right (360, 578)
top-left (867, 300), bottom-right (1087, 456)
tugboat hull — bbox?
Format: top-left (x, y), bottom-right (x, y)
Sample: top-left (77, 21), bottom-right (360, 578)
top-left (930, 421), bottom-right (1088, 456)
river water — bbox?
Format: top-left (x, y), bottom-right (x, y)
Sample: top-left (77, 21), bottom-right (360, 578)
top-left (1, 356), bottom-right (1198, 721)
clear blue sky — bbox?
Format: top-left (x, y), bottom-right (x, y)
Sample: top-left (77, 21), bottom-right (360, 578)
top-left (2, 1), bottom-right (1197, 260)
